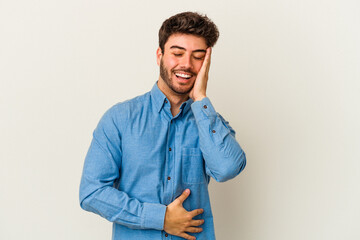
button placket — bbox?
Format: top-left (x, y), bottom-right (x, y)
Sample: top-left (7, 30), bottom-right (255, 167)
top-left (164, 116), bottom-right (175, 205)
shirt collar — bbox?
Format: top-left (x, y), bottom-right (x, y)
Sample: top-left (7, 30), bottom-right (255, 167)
top-left (180, 96), bottom-right (194, 114)
top-left (151, 82), bottom-right (167, 113)
top-left (150, 81), bottom-right (194, 114)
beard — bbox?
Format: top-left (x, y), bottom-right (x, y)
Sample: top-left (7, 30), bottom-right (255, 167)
top-left (160, 58), bottom-right (195, 95)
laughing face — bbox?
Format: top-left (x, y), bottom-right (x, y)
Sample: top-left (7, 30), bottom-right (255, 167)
top-left (157, 33), bottom-right (207, 96)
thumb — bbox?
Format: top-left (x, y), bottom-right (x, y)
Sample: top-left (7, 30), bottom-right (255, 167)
top-left (175, 189), bottom-right (190, 205)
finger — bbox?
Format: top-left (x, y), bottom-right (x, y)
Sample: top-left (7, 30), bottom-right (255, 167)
top-left (206, 47), bottom-right (212, 61)
top-left (175, 189), bottom-right (190, 205)
top-left (190, 219), bottom-right (205, 226)
top-left (205, 47), bottom-right (212, 72)
top-left (204, 46), bottom-right (211, 58)
top-left (179, 233), bottom-right (196, 240)
top-left (189, 208), bottom-right (204, 218)
top-left (199, 48), bottom-right (211, 75)
top-left (186, 227), bottom-right (203, 233)
top-left (204, 47), bottom-right (211, 64)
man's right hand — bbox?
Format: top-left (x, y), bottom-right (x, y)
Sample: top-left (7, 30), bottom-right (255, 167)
top-left (163, 189), bottom-right (204, 240)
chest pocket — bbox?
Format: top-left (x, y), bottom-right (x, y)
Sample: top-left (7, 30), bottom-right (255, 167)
top-left (182, 148), bottom-right (206, 184)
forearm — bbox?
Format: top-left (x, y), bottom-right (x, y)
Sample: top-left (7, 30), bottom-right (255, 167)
top-left (79, 181), bottom-right (166, 230)
top-left (191, 97), bottom-right (246, 182)
top-left (79, 138), bottom-right (167, 230)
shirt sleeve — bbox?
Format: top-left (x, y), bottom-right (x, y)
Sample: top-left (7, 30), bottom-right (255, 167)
top-left (79, 105), bottom-right (167, 230)
top-left (191, 97), bottom-right (246, 182)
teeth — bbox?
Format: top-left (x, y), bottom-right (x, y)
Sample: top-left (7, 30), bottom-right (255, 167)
top-left (175, 73), bottom-right (192, 78)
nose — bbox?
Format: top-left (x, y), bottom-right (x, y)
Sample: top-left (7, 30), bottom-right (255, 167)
top-left (179, 54), bottom-right (193, 70)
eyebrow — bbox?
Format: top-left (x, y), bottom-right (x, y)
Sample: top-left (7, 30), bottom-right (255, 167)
top-left (170, 45), bottom-right (206, 53)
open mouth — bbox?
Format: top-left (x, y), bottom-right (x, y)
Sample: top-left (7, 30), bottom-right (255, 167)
top-left (174, 72), bottom-right (193, 81)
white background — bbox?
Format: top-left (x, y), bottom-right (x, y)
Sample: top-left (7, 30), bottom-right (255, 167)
top-left (1, 0), bottom-right (359, 239)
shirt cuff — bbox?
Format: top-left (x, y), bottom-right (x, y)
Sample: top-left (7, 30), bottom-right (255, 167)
top-left (191, 97), bottom-right (231, 145)
top-left (191, 97), bottom-right (217, 122)
top-left (141, 202), bottom-right (167, 230)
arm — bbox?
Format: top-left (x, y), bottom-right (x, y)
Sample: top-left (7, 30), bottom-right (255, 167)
top-left (79, 105), bottom-right (166, 230)
top-left (191, 98), bottom-right (246, 182)
top-left (189, 47), bottom-right (246, 182)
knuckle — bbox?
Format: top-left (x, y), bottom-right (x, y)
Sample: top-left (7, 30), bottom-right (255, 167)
top-left (180, 233), bottom-right (189, 240)
top-left (182, 223), bottom-right (189, 230)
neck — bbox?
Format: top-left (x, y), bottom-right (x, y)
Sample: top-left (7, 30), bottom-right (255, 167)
top-left (157, 78), bottom-right (189, 116)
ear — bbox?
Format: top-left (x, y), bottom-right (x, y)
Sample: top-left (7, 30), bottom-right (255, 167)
top-left (156, 47), bottom-right (163, 66)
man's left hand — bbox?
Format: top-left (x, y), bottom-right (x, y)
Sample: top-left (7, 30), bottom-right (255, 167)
top-left (189, 47), bottom-right (212, 102)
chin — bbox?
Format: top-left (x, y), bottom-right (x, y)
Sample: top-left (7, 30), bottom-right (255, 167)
top-left (171, 83), bottom-right (194, 95)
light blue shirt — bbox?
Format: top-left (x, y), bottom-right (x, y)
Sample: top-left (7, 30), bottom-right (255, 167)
top-left (79, 82), bottom-right (246, 240)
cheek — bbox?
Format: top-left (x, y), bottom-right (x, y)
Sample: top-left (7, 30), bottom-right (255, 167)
top-left (194, 61), bottom-right (204, 73)
top-left (163, 57), bottom-right (178, 70)
top-left (168, 59), bottom-right (179, 70)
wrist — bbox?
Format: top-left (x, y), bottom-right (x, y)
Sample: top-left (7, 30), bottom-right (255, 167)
top-left (194, 95), bottom-right (206, 102)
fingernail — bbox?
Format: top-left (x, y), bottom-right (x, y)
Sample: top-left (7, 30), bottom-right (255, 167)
top-left (185, 189), bottom-right (190, 194)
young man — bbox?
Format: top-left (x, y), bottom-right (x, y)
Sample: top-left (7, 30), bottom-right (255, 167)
top-left (79, 12), bottom-right (246, 240)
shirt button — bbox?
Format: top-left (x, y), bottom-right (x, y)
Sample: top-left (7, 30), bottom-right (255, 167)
top-left (165, 233), bottom-right (168, 237)
top-left (212, 130), bottom-right (216, 133)
top-left (169, 147), bottom-right (172, 151)
top-left (165, 100), bottom-right (168, 103)
top-left (203, 105), bottom-right (207, 109)
top-left (167, 176), bottom-right (171, 180)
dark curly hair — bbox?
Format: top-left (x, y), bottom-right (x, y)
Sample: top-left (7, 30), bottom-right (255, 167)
top-left (158, 12), bottom-right (219, 53)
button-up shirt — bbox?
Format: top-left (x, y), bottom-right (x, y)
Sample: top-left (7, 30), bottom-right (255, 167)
top-left (79, 82), bottom-right (246, 240)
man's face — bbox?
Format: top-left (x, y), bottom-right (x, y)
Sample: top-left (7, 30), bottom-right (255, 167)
top-left (157, 33), bottom-right (208, 95)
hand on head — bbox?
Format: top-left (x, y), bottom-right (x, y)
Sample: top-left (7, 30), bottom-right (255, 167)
top-left (189, 47), bottom-right (212, 102)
